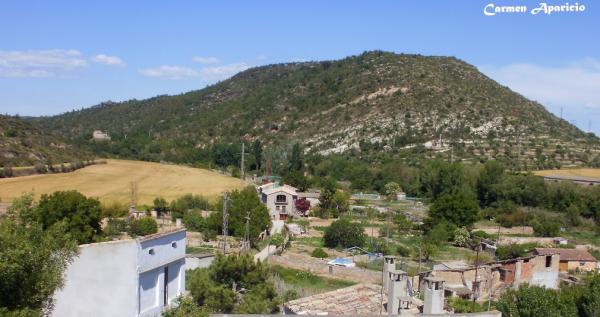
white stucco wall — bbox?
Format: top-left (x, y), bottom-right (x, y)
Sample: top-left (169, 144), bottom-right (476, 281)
top-left (138, 230), bottom-right (187, 317)
top-left (52, 240), bottom-right (139, 317)
top-left (52, 230), bottom-right (187, 317)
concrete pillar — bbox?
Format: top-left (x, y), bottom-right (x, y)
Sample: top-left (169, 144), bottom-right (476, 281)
top-left (513, 261), bottom-right (522, 289)
top-left (423, 277), bottom-right (445, 315)
top-left (175, 218), bottom-right (182, 228)
top-left (387, 270), bottom-right (408, 315)
top-left (383, 256), bottom-right (396, 293)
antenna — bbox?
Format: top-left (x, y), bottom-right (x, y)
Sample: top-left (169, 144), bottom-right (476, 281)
top-left (130, 181), bottom-right (137, 208)
top-left (560, 106), bottom-right (563, 120)
top-left (240, 142), bottom-right (245, 180)
top-left (222, 192), bottom-right (229, 254)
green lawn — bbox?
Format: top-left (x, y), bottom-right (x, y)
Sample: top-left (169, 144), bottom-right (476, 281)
top-left (294, 236), bottom-right (325, 248)
top-left (270, 265), bottom-right (355, 291)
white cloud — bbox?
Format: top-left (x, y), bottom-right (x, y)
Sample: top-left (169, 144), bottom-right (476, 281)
top-left (192, 56), bottom-right (220, 64)
top-left (0, 49), bottom-right (87, 77)
top-left (480, 59), bottom-right (600, 109)
top-left (140, 65), bottom-right (199, 80)
top-left (199, 63), bottom-right (250, 80)
top-left (256, 54), bottom-right (268, 61)
top-left (92, 54), bottom-right (125, 67)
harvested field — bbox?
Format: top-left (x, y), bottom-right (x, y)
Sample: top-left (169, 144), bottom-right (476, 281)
top-left (0, 159), bottom-right (247, 205)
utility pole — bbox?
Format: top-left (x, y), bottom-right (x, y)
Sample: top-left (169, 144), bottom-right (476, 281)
top-left (473, 239), bottom-right (481, 302)
top-left (222, 192), bottom-right (229, 254)
top-left (243, 210), bottom-right (251, 252)
top-left (240, 143), bottom-right (245, 180)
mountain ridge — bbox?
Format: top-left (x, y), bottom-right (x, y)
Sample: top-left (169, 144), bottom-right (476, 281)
top-left (30, 51), bottom-right (600, 169)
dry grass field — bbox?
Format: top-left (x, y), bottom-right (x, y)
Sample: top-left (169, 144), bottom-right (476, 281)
top-left (0, 159), bottom-right (248, 205)
top-left (534, 168), bottom-right (600, 178)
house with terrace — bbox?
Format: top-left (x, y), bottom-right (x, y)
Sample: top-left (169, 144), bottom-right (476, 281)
top-left (258, 183), bottom-right (299, 220)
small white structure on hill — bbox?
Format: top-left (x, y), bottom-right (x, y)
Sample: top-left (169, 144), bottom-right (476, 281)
top-left (92, 130), bottom-right (111, 141)
top-left (52, 229), bottom-right (186, 317)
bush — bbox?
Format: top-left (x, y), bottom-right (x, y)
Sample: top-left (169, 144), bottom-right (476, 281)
top-left (323, 219), bottom-right (366, 248)
top-left (471, 230), bottom-right (491, 240)
top-left (105, 218), bottom-right (129, 237)
top-left (128, 217), bottom-right (158, 237)
top-left (101, 202), bottom-right (129, 218)
top-left (396, 244), bottom-right (411, 257)
top-left (531, 215), bottom-right (561, 237)
top-left (448, 297), bottom-right (485, 313)
top-left (497, 243), bottom-right (538, 260)
top-left (311, 247), bottom-right (329, 259)
top-left (183, 211), bottom-right (205, 232)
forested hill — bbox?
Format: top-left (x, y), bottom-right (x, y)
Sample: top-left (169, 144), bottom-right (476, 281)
top-left (0, 115), bottom-right (91, 167)
top-left (32, 51), bottom-right (599, 169)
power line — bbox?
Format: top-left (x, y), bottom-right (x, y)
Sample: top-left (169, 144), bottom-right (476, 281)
top-left (222, 192), bottom-right (229, 254)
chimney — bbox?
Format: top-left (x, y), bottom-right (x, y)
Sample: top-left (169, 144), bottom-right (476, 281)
top-left (423, 277), bottom-right (445, 315)
top-left (383, 256), bottom-right (396, 292)
top-left (387, 270), bottom-right (409, 315)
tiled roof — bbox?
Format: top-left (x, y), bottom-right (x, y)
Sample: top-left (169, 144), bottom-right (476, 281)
top-left (535, 248), bottom-right (597, 262)
top-left (285, 283), bottom-right (385, 315)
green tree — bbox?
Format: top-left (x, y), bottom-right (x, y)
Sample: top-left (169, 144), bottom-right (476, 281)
top-left (383, 182), bottom-right (401, 201)
top-left (496, 284), bottom-right (575, 317)
top-left (0, 194), bottom-right (78, 316)
top-left (34, 191), bottom-right (102, 244)
top-left (153, 196), bottom-right (168, 216)
top-left (323, 218), bottom-right (366, 248)
top-left (428, 191), bottom-right (479, 227)
top-left (187, 254), bottom-right (279, 314)
top-left (128, 217), bottom-right (158, 237)
top-left (208, 187), bottom-right (271, 245)
top-left (476, 160), bottom-right (505, 207)
top-left (252, 140), bottom-right (263, 173)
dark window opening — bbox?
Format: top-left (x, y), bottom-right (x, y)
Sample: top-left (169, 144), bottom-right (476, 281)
top-left (276, 195), bottom-right (287, 203)
top-left (545, 255), bottom-right (552, 268)
top-left (163, 266), bottom-right (169, 306)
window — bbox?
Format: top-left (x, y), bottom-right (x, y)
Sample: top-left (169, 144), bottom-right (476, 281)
top-left (276, 206), bottom-right (280, 211)
top-left (171, 242), bottom-right (177, 248)
top-left (149, 248), bottom-right (155, 255)
top-left (546, 255), bottom-right (552, 268)
top-left (276, 194), bottom-right (287, 203)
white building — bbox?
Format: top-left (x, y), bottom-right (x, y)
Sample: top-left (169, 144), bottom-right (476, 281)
top-left (92, 130), bottom-right (111, 141)
top-left (258, 183), bottom-right (298, 220)
top-left (52, 229), bottom-right (186, 317)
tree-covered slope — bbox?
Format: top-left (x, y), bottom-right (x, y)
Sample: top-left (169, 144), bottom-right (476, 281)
top-left (0, 115), bottom-right (91, 167)
top-left (32, 51), bottom-right (599, 168)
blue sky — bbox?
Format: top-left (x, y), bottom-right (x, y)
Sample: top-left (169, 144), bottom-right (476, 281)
top-left (1, 0), bottom-right (599, 132)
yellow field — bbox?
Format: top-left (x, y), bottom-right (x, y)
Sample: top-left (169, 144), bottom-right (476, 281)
top-left (534, 168), bottom-right (600, 178)
top-left (0, 159), bottom-right (248, 205)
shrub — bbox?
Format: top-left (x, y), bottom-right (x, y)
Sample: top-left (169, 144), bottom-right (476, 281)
top-left (323, 219), bottom-right (366, 248)
top-left (531, 216), bottom-right (561, 237)
top-left (448, 297), bottom-right (485, 313)
top-left (471, 230), bottom-right (491, 240)
top-left (105, 218), bottom-right (129, 237)
top-left (311, 247), bottom-right (329, 259)
top-left (128, 217), bottom-right (158, 237)
top-left (183, 211), bottom-right (205, 232)
top-left (497, 243), bottom-right (538, 260)
top-left (101, 202), bottom-right (129, 218)
top-left (396, 244), bottom-right (411, 257)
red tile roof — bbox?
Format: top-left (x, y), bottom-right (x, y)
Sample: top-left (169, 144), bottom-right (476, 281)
top-left (534, 248), bottom-right (597, 262)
